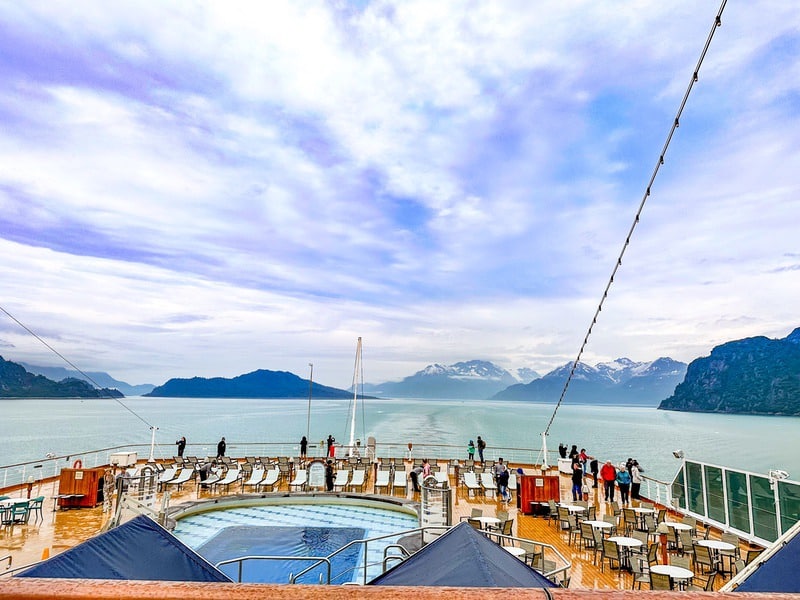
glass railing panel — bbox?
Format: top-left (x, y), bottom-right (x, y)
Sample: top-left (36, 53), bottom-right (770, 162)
top-left (704, 465), bottom-right (726, 524)
top-left (777, 480), bottom-right (800, 535)
top-left (686, 461), bottom-right (705, 516)
top-left (671, 466), bottom-right (686, 510)
top-left (750, 474), bottom-right (778, 542)
top-left (725, 469), bottom-right (751, 534)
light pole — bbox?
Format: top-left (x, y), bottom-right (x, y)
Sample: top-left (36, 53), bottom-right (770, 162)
top-left (306, 363), bottom-right (313, 440)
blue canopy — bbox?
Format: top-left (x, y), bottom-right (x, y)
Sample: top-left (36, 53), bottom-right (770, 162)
top-left (734, 527), bottom-right (800, 592)
top-left (16, 514), bottom-right (230, 582)
top-left (369, 521), bottom-right (557, 587)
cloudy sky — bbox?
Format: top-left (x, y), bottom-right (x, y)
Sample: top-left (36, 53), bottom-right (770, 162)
top-left (0, 1), bottom-right (798, 390)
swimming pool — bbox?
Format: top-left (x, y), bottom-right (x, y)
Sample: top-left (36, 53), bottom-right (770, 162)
top-left (171, 497), bottom-right (419, 584)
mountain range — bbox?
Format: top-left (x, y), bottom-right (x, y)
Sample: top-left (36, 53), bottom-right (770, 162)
top-left (21, 363), bottom-right (155, 396)
top-left (362, 360), bottom-right (533, 399)
top-left (492, 357), bottom-right (687, 405)
top-left (0, 356), bottom-right (123, 398)
top-left (659, 327), bottom-right (800, 415)
top-left (145, 369), bottom-right (356, 399)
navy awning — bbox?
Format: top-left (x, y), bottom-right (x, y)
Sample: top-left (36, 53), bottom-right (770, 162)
top-left (733, 528), bottom-right (800, 592)
top-left (16, 514), bottom-right (230, 582)
top-left (369, 521), bottom-right (557, 587)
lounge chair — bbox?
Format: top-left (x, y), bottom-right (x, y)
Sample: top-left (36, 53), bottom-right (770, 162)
top-left (157, 467), bottom-right (179, 490)
top-left (434, 470), bottom-right (449, 485)
top-left (164, 466), bottom-right (195, 490)
top-left (480, 472), bottom-right (497, 498)
top-left (212, 467), bottom-right (242, 493)
top-left (374, 468), bottom-right (391, 494)
top-left (260, 468), bottom-right (280, 492)
top-left (333, 469), bottom-right (350, 491)
top-left (348, 468), bottom-right (366, 492)
top-left (392, 468), bottom-right (407, 495)
top-left (242, 467), bottom-right (266, 491)
top-left (289, 469), bottom-right (307, 491)
top-left (462, 472), bottom-right (483, 497)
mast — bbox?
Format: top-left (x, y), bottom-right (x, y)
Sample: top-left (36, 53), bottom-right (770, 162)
top-left (305, 363), bottom-right (313, 440)
top-left (348, 337), bottom-right (362, 456)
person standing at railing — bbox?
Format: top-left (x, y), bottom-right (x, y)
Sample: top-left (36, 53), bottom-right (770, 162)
top-left (600, 460), bottom-right (617, 502)
top-left (217, 436), bottom-right (226, 458)
top-left (176, 436), bottom-right (186, 457)
top-left (616, 462), bottom-right (631, 505)
top-left (467, 440), bottom-right (475, 460)
top-left (631, 460), bottom-right (643, 500)
top-left (476, 436), bottom-right (486, 464)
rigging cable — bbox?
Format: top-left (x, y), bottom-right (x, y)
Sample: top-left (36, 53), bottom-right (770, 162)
top-left (543, 0), bottom-right (728, 437)
top-left (0, 303), bottom-right (155, 430)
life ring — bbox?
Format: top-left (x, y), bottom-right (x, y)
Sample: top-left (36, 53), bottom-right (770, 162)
top-left (73, 459), bottom-right (83, 469)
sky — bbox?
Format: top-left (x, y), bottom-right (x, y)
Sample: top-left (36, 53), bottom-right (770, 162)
top-left (0, 1), bottom-right (798, 390)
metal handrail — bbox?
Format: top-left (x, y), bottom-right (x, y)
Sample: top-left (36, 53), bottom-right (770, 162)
top-left (216, 555), bottom-right (331, 584)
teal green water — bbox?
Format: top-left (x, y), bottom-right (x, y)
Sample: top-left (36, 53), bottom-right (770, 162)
top-left (0, 396), bottom-right (797, 483)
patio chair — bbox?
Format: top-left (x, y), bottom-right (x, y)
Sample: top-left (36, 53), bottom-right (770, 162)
top-left (590, 527), bottom-right (605, 564)
top-left (28, 496), bottom-right (45, 522)
top-left (603, 514), bottom-right (618, 535)
top-left (467, 518), bottom-right (482, 530)
top-left (631, 556), bottom-right (650, 590)
top-left (622, 507), bottom-right (638, 534)
top-left (601, 538), bottom-right (621, 575)
top-left (579, 521), bottom-right (596, 552)
top-left (650, 571), bottom-right (673, 590)
top-left (689, 570), bottom-right (717, 591)
top-left (734, 559), bottom-right (746, 575)
top-left (6, 501), bottom-right (31, 525)
top-left (693, 542), bottom-right (717, 574)
top-left (745, 548), bottom-right (762, 565)
top-left (519, 539), bottom-right (542, 567)
top-left (547, 500), bottom-right (560, 527)
top-left (720, 532), bottom-right (741, 572)
top-left (670, 553), bottom-right (691, 571)
top-left (566, 515), bottom-right (580, 546)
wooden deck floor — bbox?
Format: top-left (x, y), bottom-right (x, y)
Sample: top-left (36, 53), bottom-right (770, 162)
top-left (1, 459), bottom-right (758, 590)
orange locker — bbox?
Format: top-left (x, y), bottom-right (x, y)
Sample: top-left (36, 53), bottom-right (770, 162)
top-left (57, 467), bottom-right (106, 509)
top-left (518, 474), bottom-right (560, 514)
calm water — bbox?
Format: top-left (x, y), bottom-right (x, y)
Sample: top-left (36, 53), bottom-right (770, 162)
top-left (1, 396), bottom-right (798, 483)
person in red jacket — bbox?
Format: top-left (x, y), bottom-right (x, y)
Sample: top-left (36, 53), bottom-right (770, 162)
top-left (600, 460), bottom-right (617, 502)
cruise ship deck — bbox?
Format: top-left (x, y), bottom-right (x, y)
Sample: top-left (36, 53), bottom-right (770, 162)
top-left (0, 456), bottom-right (765, 593)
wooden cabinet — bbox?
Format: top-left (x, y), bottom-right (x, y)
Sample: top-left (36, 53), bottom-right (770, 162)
top-left (518, 474), bottom-right (560, 514)
top-left (57, 467), bottom-right (106, 509)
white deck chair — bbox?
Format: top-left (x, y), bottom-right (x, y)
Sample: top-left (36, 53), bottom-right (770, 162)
top-left (348, 468), bottom-right (366, 492)
top-left (374, 468), bottom-right (391, 494)
top-left (213, 468), bottom-right (241, 493)
top-left (334, 469), bottom-right (350, 491)
top-left (462, 471), bottom-right (483, 497)
top-left (480, 472), bottom-right (497, 498)
top-left (434, 471), bottom-right (449, 485)
top-left (157, 467), bottom-right (179, 489)
top-left (164, 466), bottom-right (195, 490)
top-left (260, 468), bottom-right (280, 492)
top-left (242, 467), bottom-right (266, 491)
top-left (393, 468), bottom-right (407, 495)
top-left (289, 469), bottom-right (307, 491)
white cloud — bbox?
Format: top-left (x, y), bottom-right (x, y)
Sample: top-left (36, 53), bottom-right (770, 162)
top-left (0, 1), bottom-right (798, 389)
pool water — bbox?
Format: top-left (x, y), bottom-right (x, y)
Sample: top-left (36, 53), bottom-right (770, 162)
top-left (173, 502), bottom-right (418, 583)
top-left (199, 525), bottom-right (365, 584)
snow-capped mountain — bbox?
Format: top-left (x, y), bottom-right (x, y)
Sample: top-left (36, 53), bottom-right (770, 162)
top-left (363, 360), bottom-right (523, 399)
top-left (492, 357), bottom-right (687, 405)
